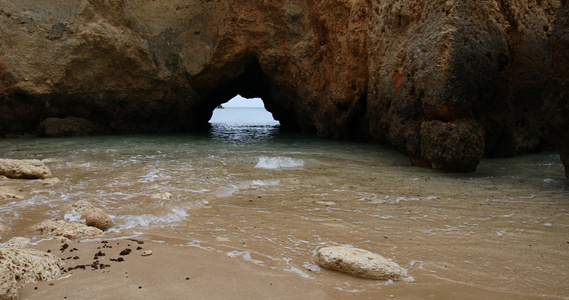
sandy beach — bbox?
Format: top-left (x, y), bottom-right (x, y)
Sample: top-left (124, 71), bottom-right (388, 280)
top-left (16, 236), bottom-right (545, 300)
top-left (2, 136), bottom-right (568, 299)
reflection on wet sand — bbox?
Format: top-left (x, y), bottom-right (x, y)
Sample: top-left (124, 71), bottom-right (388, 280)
top-left (1, 131), bottom-right (568, 298)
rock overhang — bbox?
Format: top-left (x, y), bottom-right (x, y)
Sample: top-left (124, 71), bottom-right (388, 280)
top-left (0, 0), bottom-right (567, 180)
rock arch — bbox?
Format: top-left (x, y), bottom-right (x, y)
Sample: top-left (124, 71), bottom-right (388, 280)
top-left (0, 0), bottom-right (568, 181)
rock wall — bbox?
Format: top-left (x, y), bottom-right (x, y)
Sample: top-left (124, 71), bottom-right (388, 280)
top-left (543, 3), bottom-right (569, 184)
top-left (0, 0), bottom-right (567, 179)
top-left (367, 0), bottom-right (561, 171)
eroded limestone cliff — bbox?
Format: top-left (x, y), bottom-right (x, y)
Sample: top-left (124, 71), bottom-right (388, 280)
top-left (0, 0), bottom-right (567, 180)
top-left (543, 3), bottom-right (569, 184)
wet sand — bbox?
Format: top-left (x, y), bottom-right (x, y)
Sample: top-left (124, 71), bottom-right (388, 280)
top-left (2, 135), bottom-right (569, 299)
top-left (20, 237), bottom-right (543, 300)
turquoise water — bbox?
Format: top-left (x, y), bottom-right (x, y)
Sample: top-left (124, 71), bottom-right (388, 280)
top-left (1, 107), bottom-right (569, 297)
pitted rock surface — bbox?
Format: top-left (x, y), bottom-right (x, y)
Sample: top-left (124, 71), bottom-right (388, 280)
top-left (0, 0), bottom-right (567, 179)
top-left (0, 160), bottom-right (52, 179)
top-left (315, 246), bottom-right (405, 280)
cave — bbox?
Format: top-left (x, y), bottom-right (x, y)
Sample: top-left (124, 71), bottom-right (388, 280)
top-left (208, 95), bottom-right (278, 125)
top-left (191, 57), bottom-right (300, 132)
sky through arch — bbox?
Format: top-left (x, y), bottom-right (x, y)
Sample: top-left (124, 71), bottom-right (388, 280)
top-left (209, 95), bottom-right (278, 125)
top-left (222, 95), bottom-right (265, 108)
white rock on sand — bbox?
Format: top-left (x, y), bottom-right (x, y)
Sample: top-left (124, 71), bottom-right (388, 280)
top-left (29, 220), bottom-right (102, 239)
top-left (0, 159), bottom-right (52, 179)
top-left (81, 211), bottom-right (113, 231)
top-left (0, 248), bottom-right (63, 300)
top-left (0, 187), bottom-right (24, 200)
top-left (1, 237), bottom-right (31, 249)
top-left (315, 246), bottom-right (405, 280)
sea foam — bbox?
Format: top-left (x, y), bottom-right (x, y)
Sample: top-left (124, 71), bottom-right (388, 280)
top-left (113, 206), bottom-right (189, 230)
top-left (255, 156), bottom-right (304, 170)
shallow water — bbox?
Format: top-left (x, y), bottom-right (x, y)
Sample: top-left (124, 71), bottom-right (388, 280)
top-left (1, 107), bottom-right (569, 298)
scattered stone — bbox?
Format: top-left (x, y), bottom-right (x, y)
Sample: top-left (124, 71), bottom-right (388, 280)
top-left (1, 237), bottom-right (31, 249)
top-left (141, 250), bottom-right (152, 257)
top-left (151, 192), bottom-right (173, 200)
top-left (29, 220), bottom-right (102, 239)
top-left (0, 187), bottom-right (25, 200)
top-left (110, 257), bottom-right (124, 262)
top-left (64, 201), bottom-right (104, 215)
top-left (41, 177), bottom-right (61, 185)
top-left (0, 248), bottom-right (63, 284)
top-left (81, 211), bottom-right (113, 231)
top-left (0, 263), bottom-right (18, 300)
top-left (119, 249), bottom-right (131, 256)
top-left (94, 250), bottom-right (105, 257)
top-left (0, 159), bottom-right (52, 179)
top-left (315, 246), bottom-right (405, 280)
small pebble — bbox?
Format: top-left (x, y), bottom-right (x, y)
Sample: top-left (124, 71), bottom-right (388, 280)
top-left (141, 250), bottom-right (152, 256)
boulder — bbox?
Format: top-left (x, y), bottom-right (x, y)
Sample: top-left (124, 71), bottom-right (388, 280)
top-left (420, 120), bottom-right (485, 172)
top-left (0, 188), bottom-right (24, 200)
top-left (81, 211), bottom-right (113, 231)
top-left (0, 159), bottom-right (52, 179)
top-left (0, 237), bottom-right (31, 249)
top-left (64, 200), bottom-right (104, 215)
top-left (0, 248), bottom-right (63, 295)
top-left (0, 263), bottom-right (18, 300)
top-left (29, 220), bottom-right (102, 239)
top-left (315, 246), bottom-right (405, 280)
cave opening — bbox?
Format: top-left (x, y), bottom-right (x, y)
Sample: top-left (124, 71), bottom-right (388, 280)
top-left (192, 56), bottom-right (300, 133)
top-left (209, 94), bottom-right (279, 126)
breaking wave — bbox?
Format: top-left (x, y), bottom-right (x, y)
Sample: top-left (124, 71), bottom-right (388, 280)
top-left (255, 156), bottom-right (305, 170)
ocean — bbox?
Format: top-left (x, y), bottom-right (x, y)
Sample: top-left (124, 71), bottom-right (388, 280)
top-left (1, 106), bottom-right (568, 297)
